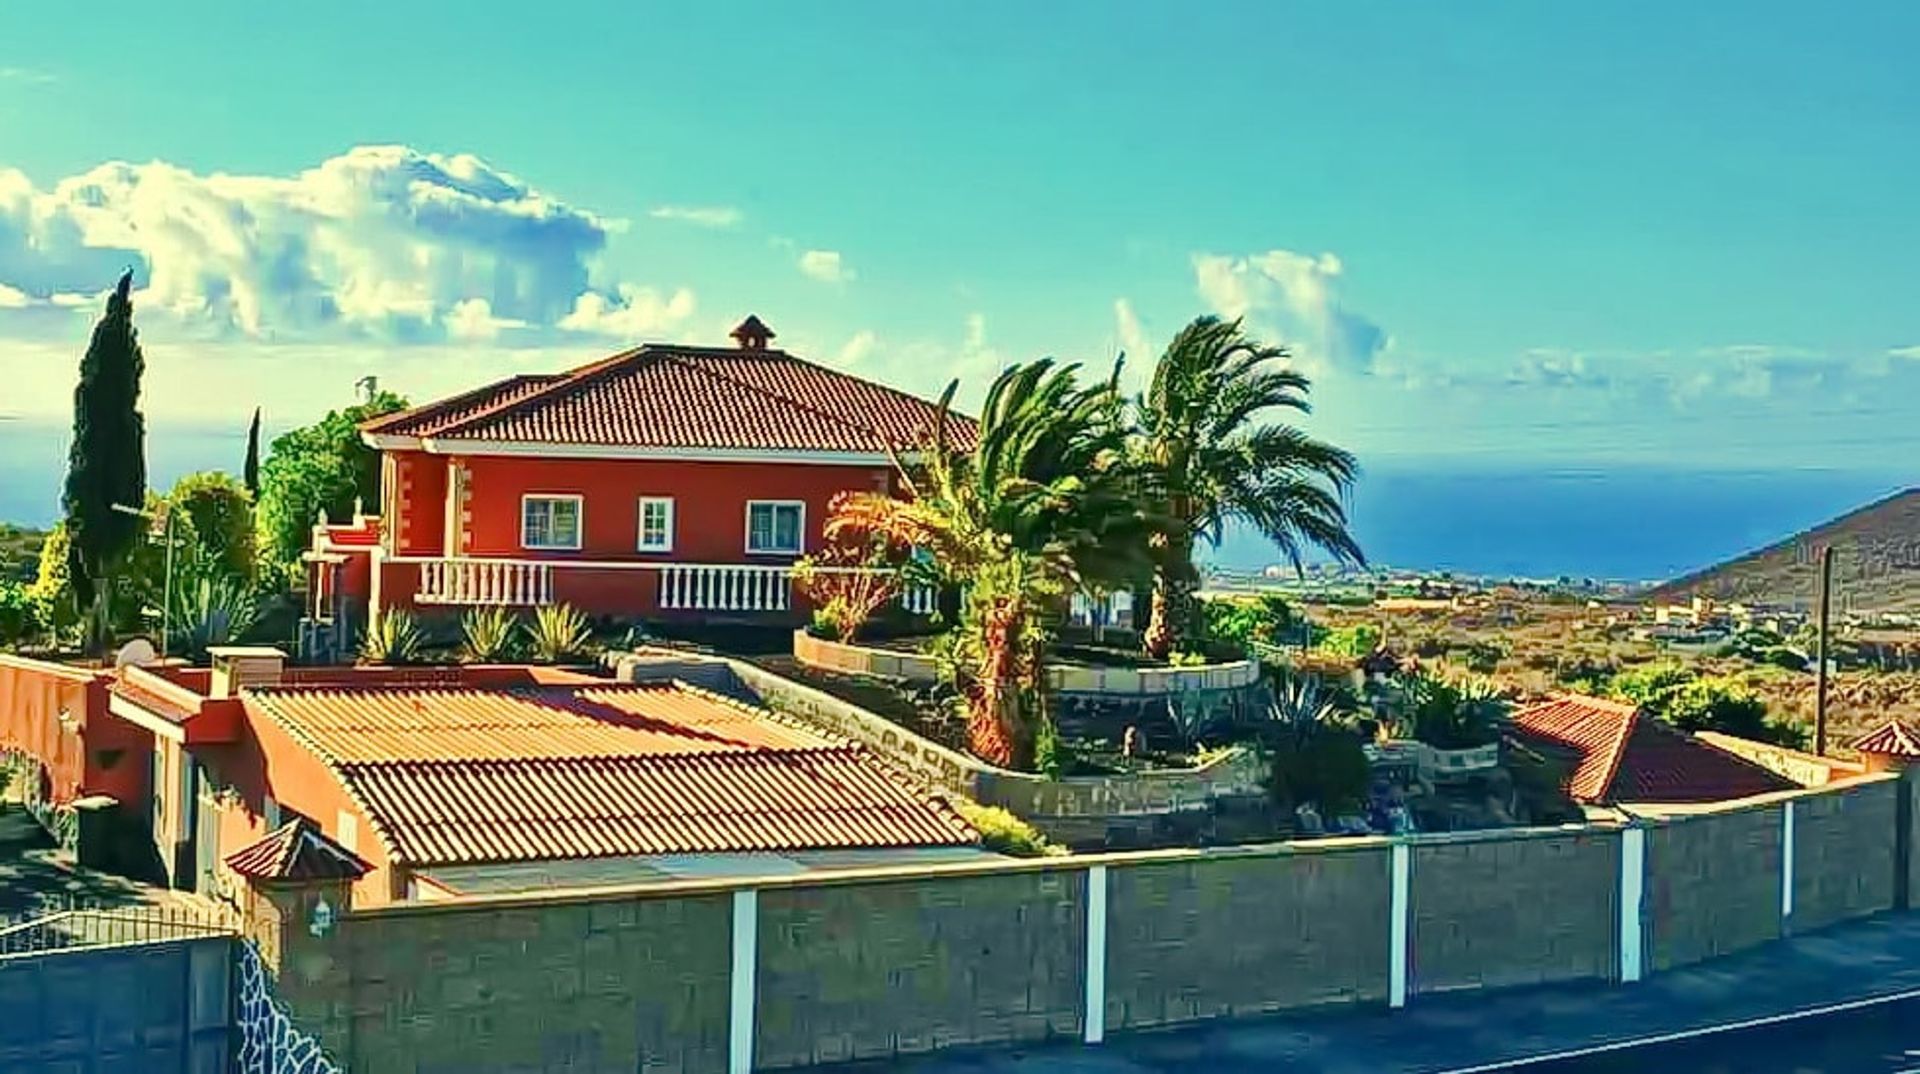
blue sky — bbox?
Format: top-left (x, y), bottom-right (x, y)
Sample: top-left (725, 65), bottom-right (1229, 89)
top-left (1, 1), bottom-right (1916, 469)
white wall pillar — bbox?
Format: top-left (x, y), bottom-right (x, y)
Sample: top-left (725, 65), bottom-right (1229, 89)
top-left (1781, 800), bottom-right (1797, 926)
top-left (1618, 825), bottom-right (1646, 983)
top-left (1084, 864), bottom-right (1109, 1044)
top-left (1389, 842), bottom-right (1411, 1008)
top-left (729, 889), bottom-right (758, 1074)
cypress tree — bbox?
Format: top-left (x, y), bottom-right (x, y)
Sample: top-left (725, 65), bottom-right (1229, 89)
top-left (62, 271), bottom-right (148, 614)
top-left (243, 407), bottom-right (262, 497)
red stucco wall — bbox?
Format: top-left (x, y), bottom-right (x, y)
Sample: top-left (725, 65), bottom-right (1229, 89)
top-left (390, 451), bottom-right (448, 557)
top-left (201, 702), bottom-right (395, 906)
top-left (455, 455), bottom-right (892, 561)
top-left (0, 656), bottom-right (148, 806)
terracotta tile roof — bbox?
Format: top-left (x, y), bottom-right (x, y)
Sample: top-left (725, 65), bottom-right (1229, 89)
top-left (1852, 718), bottom-right (1920, 758)
top-left (246, 679), bottom-right (976, 867)
top-left (360, 373), bottom-right (568, 438)
top-left (1508, 694), bottom-right (1798, 805)
top-left (224, 819), bottom-right (371, 882)
top-left (344, 749), bottom-right (974, 865)
top-left (363, 343), bottom-right (977, 454)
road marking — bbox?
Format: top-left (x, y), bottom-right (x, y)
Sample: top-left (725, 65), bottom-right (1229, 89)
top-left (1433, 986), bottom-right (1920, 1073)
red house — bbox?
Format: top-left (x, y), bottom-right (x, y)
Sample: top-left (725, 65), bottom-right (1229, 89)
top-left (304, 317), bottom-right (968, 645)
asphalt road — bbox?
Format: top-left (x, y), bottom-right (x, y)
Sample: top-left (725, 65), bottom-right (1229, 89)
top-left (1511, 997), bottom-right (1920, 1073)
top-left (823, 916), bottom-right (1920, 1074)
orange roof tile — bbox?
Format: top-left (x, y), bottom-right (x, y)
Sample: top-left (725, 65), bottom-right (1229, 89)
top-left (224, 819), bottom-right (371, 881)
top-left (246, 679), bottom-right (976, 866)
top-left (1852, 719), bottom-right (1920, 758)
top-left (1509, 694), bottom-right (1797, 805)
top-left (363, 344), bottom-right (977, 455)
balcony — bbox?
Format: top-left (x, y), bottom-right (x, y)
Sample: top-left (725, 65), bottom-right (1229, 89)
top-left (415, 559), bottom-right (554, 606)
top-left (399, 557), bottom-right (936, 616)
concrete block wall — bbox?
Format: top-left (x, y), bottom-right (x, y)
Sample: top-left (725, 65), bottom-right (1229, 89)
top-left (1792, 779), bottom-right (1898, 931)
top-left (1646, 801), bottom-right (1784, 971)
top-left (282, 891), bottom-right (734, 1074)
top-left (1410, 830), bottom-right (1618, 994)
top-left (756, 871), bottom-right (1086, 1067)
top-left (265, 773), bottom-right (1914, 1074)
top-left (1103, 846), bottom-right (1391, 1030)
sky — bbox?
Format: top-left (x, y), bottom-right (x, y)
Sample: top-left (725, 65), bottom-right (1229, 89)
top-left (0, 1), bottom-right (1917, 473)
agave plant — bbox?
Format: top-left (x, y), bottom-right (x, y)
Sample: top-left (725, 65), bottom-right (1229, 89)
top-left (167, 568), bottom-right (262, 663)
top-left (359, 609), bottom-right (425, 666)
top-left (527, 603), bottom-right (592, 664)
top-left (460, 606), bottom-right (520, 663)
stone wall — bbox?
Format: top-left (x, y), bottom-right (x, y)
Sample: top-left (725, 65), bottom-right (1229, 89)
top-left (1103, 846), bottom-right (1391, 1030)
top-left (1792, 779), bottom-right (1899, 931)
top-left (755, 871), bottom-right (1086, 1068)
top-left (1645, 802), bottom-right (1783, 971)
top-left (279, 891), bottom-right (734, 1074)
top-left (255, 775), bottom-right (1917, 1074)
top-left (1410, 830), bottom-right (1618, 994)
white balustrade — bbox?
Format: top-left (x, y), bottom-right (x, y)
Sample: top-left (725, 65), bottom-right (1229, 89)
top-left (899, 585), bottom-right (939, 615)
top-left (659, 564), bottom-right (795, 612)
top-left (415, 559), bottom-right (554, 606)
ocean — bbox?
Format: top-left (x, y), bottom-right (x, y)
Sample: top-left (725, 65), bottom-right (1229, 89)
top-left (0, 419), bottom-right (1909, 584)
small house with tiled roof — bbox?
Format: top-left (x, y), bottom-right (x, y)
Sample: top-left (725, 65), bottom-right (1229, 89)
top-left (1507, 694), bottom-right (1800, 809)
top-left (305, 317), bottom-right (970, 640)
top-left (1851, 719), bottom-right (1920, 773)
top-left (107, 648), bottom-right (982, 907)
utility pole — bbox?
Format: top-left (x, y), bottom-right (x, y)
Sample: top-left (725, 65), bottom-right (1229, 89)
top-left (1815, 544), bottom-right (1834, 756)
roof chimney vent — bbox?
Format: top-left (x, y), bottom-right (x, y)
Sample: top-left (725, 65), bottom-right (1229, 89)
top-left (209, 646), bottom-right (288, 699)
top-left (730, 315), bottom-right (775, 352)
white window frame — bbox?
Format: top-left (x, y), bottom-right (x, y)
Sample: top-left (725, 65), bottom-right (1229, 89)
top-left (745, 500), bottom-right (806, 556)
top-left (520, 493), bottom-right (584, 551)
top-left (636, 496), bottom-right (675, 553)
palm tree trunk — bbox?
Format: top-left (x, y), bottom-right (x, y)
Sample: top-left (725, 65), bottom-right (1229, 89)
top-left (1143, 538), bottom-right (1196, 661)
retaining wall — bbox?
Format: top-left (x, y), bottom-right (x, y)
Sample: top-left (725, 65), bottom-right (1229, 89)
top-left (266, 772), bottom-right (1917, 1073)
top-left (617, 650), bottom-right (1272, 849)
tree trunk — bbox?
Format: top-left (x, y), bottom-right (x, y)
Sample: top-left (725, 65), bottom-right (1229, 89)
top-left (1143, 541), bottom-right (1196, 661)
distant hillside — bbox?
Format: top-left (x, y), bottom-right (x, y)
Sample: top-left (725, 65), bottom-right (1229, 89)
top-left (1648, 488), bottom-right (1920, 614)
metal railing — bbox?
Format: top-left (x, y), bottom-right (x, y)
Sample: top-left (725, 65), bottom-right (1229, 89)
top-left (0, 897), bottom-right (236, 958)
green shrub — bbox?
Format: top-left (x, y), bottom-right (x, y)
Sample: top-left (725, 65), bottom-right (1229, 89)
top-left (528, 603), bottom-right (592, 664)
top-left (952, 798), bottom-right (1065, 857)
top-left (1316, 623), bottom-right (1381, 660)
top-left (1398, 671), bottom-right (1505, 749)
top-left (1200, 594), bottom-right (1294, 652)
top-left (167, 568), bottom-right (262, 662)
top-left (359, 609), bottom-right (425, 665)
top-left (460, 606), bottom-right (520, 663)
top-left (1271, 727), bottom-right (1371, 815)
top-left (0, 582), bottom-right (40, 647)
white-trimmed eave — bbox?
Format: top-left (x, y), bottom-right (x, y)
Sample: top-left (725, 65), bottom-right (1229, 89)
top-left (107, 693), bottom-right (187, 743)
top-left (362, 429), bottom-right (916, 467)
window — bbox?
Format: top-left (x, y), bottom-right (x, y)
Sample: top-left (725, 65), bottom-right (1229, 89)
top-left (521, 494), bottom-right (583, 551)
top-left (746, 500), bottom-right (805, 555)
top-left (637, 497), bottom-right (675, 552)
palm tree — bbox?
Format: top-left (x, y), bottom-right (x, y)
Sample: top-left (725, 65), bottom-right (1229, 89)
top-left (826, 359), bottom-right (1148, 769)
top-left (1135, 316), bottom-right (1364, 660)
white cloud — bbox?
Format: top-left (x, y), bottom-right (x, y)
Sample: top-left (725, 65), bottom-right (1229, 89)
top-left (0, 282), bottom-right (30, 308)
top-left (0, 145), bottom-right (693, 343)
top-left (1192, 249), bottom-right (1388, 375)
top-left (1889, 345), bottom-right (1920, 361)
top-left (443, 297), bottom-right (527, 342)
top-left (557, 284), bottom-right (697, 337)
top-left (835, 329), bottom-right (876, 368)
top-left (798, 249), bottom-right (853, 284)
top-left (0, 67), bottom-right (54, 84)
top-left (648, 205), bottom-right (742, 228)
